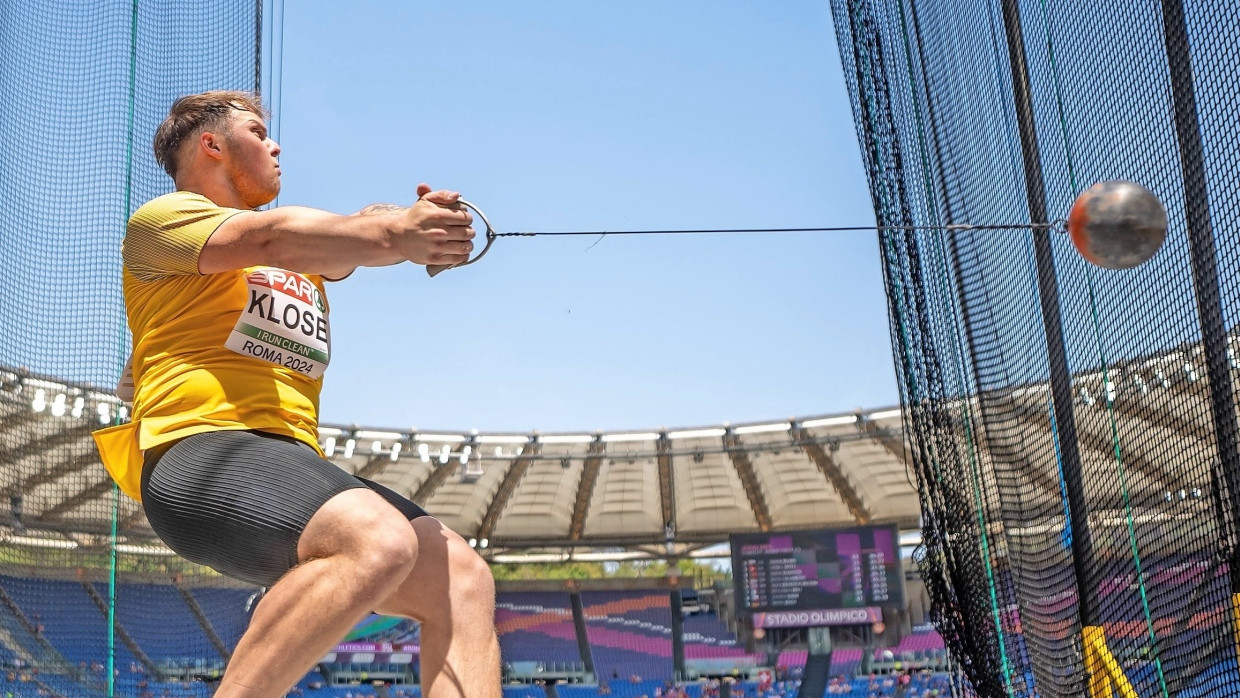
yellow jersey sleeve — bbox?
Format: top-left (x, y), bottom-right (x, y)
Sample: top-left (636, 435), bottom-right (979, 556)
top-left (123, 191), bottom-right (245, 282)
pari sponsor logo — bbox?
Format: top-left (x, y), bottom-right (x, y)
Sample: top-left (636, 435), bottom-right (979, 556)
top-left (753, 607), bottom-right (881, 628)
top-left (247, 268), bottom-right (327, 311)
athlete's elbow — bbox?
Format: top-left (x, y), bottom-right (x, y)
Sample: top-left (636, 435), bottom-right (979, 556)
top-left (259, 211), bottom-right (338, 270)
top-left (262, 208), bottom-right (400, 270)
top-left (252, 224), bottom-right (303, 270)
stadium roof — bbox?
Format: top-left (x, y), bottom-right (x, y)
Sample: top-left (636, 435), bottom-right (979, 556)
top-left (0, 364), bottom-right (920, 559)
top-left (5, 333), bottom-right (1232, 562)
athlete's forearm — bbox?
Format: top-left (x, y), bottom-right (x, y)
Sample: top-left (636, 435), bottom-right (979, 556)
top-left (315, 204), bottom-right (413, 280)
top-left (201, 199), bottom-right (471, 276)
top-left (250, 206), bottom-right (408, 274)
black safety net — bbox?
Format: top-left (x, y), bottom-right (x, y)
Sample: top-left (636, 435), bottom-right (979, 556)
top-left (831, 0), bottom-right (1240, 695)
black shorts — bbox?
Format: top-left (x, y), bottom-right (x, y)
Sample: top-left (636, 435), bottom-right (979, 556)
top-left (140, 429), bottom-right (429, 588)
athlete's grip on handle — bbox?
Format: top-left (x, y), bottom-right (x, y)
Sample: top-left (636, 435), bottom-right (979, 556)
top-left (427, 198), bottom-right (494, 277)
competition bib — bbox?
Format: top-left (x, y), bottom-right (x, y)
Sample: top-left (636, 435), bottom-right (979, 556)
top-left (224, 268), bottom-right (330, 378)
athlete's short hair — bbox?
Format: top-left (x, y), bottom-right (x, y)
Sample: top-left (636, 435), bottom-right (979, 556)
top-left (153, 90), bottom-right (268, 179)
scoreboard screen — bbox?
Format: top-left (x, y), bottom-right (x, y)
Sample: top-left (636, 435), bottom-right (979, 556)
top-left (731, 525), bottom-right (903, 627)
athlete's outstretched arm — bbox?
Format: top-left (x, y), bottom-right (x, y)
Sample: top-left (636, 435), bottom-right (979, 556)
top-left (318, 203), bottom-right (418, 281)
top-left (199, 188), bottom-right (473, 279)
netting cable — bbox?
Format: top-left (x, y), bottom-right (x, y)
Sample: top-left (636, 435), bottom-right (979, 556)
top-left (1034, 0), bottom-right (1169, 692)
top-left (271, 0), bottom-right (284, 208)
top-left (106, 2), bottom-right (143, 694)
top-left (896, 0), bottom-right (1013, 687)
top-left (846, 0), bottom-right (989, 691)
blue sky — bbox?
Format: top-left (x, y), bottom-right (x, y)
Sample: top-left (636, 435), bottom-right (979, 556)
top-left (274, 1), bottom-right (896, 432)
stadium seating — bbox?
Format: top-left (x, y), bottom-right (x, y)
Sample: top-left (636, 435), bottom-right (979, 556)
top-left (560, 679), bottom-right (665, 698)
top-left (827, 648), bottom-right (862, 677)
top-left (581, 591), bottom-right (672, 681)
top-left (502, 685), bottom-right (547, 698)
top-left (0, 591), bottom-right (37, 664)
top-left (681, 613), bottom-right (760, 664)
top-left (0, 575), bottom-right (271, 697)
top-left (104, 581), bottom-right (223, 665)
top-left (495, 592), bottom-right (583, 666)
top-left (877, 625), bottom-right (946, 663)
top-left (0, 571), bottom-right (973, 698)
top-left (294, 685), bottom-right (418, 698)
top-left (0, 575), bottom-right (126, 668)
top-left (775, 650), bottom-right (807, 666)
top-left (184, 585), bottom-right (256, 649)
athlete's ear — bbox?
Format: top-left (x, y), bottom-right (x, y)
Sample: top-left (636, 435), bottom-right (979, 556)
top-left (199, 130), bottom-right (226, 162)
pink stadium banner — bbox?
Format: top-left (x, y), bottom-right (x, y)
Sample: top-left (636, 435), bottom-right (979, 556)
top-left (752, 607), bottom-right (882, 628)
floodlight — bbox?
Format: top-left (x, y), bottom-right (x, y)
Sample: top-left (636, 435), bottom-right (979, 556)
top-left (732, 423), bottom-right (790, 435)
top-left (799, 415), bottom-right (855, 428)
top-left (867, 409), bottom-right (902, 420)
top-left (602, 432), bottom-right (659, 443)
top-left (476, 435), bottom-right (529, 444)
top-left (667, 428), bottom-right (726, 440)
top-left (539, 434), bottom-right (593, 444)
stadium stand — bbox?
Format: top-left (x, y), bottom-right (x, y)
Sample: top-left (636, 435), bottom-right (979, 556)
top-left (560, 679), bottom-right (667, 698)
top-left (581, 591), bottom-right (672, 681)
top-left (0, 570), bottom-right (964, 697)
top-left (496, 592), bottom-right (583, 667)
top-left (0, 575), bottom-right (124, 668)
top-left (184, 586), bottom-right (255, 650)
top-left (0, 360), bottom-right (944, 695)
top-left (501, 686), bottom-right (546, 698)
top-left (681, 612), bottom-right (760, 663)
top-left (106, 581), bottom-right (219, 666)
top-left (0, 365), bottom-right (918, 552)
top-left (828, 648), bottom-right (863, 678)
top-left (885, 626), bottom-right (945, 660)
top-left (0, 558), bottom-right (961, 695)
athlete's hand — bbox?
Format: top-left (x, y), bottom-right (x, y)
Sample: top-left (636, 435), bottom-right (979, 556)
top-left (417, 182), bottom-right (460, 207)
top-left (400, 183), bottom-right (474, 266)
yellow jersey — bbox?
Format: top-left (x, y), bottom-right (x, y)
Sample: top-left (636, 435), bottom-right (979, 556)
top-left (93, 191), bottom-right (333, 500)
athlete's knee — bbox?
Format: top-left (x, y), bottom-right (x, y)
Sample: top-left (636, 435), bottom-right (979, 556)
top-left (353, 518), bottom-right (418, 581)
top-left (300, 489), bottom-right (417, 580)
top-left (451, 544), bottom-right (495, 612)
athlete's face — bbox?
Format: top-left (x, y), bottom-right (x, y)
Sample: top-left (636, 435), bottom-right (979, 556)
top-left (223, 110), bottom-right (281, 208)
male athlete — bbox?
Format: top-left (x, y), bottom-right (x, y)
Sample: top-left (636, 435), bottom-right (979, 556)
top-left (93, 90), bottom-right (500, 698)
